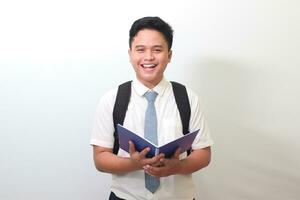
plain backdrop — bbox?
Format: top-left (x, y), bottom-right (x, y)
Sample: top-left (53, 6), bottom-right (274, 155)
top-left (0, 0), bottom-right (299, 199)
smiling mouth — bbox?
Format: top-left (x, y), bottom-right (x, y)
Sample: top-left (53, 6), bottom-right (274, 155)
top-left (141, 64), bottom-right (157, 69)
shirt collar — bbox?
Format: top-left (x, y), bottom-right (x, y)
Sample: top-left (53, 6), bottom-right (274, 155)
top-left (132, 77), bottom-right (169, 97)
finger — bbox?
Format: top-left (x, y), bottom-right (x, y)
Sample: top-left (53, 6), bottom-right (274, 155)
top-left (144, 153), bottom-right (163, 166)
top-left (151, 153), bottom-right (164, 162)
top-left (143, 165), bottom-right (150, 172)
top-left (151, 160), bottom-right (163, 167)
top-left (158, 153), bottom-right (165, 159)
top-left (172, 147), bottom-right (181, 159)
top-left (128, 141), bottom-right (136, 155)
top-left (158, 153), bottom-right (165, 162)
top-left (159, 157), bottom-right (165, 163)
top-left (146, 165), bottom-right (163, 177)
top-left (143, 165), bottom-right (155, 175)
top-left (139, 147), bottom-right (150, 158)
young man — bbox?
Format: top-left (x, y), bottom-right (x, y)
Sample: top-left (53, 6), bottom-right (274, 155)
top-left (91, 16), bottom-right (213, 200)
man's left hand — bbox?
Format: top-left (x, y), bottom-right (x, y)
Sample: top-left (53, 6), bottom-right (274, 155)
top-left (143, 148), bottom-right (182, 177)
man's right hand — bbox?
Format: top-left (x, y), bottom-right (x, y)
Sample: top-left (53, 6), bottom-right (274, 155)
top-left (128, 141), bottom-right (165, 170)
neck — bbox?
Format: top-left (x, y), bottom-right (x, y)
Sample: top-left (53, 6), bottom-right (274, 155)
top-left (137, 78), bottom-right (163, 89)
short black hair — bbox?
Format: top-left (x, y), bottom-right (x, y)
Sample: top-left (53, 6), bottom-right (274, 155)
top-left (129, 16), bottom-right (174, 50)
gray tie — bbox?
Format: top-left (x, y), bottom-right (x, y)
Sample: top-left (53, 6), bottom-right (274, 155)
top-left (144, 91), bottom-right (160, 193)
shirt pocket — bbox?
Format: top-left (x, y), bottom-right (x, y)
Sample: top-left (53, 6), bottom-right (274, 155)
top-left (159, 118), bottom-right (183, 146)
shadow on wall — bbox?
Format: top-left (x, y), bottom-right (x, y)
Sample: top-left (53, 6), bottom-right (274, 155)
top-left (185, 57), bottom-right (300, 200)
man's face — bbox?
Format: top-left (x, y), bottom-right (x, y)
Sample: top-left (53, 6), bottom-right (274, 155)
top-left (129, 29), bottom-right (172, 88)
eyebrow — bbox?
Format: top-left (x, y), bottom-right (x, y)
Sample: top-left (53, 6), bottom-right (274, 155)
top-left (134, 45), bottom-right (164, 49)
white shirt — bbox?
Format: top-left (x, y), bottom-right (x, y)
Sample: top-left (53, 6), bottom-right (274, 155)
top-left (90, 78), bottom-right (213, 200)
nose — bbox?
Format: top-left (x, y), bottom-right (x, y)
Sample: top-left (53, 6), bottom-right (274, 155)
top-left (144, 50), bottom-right (154, 60)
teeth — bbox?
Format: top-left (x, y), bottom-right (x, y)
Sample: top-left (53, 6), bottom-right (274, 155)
top-left (142, 64), bottom-right (156, 68)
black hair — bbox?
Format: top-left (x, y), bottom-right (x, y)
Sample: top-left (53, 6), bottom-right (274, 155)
top-left (129, 16), bottom-right (174, 50)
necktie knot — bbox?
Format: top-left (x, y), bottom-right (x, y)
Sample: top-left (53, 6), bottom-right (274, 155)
top-left (144, 91), bottom-right (158, 103)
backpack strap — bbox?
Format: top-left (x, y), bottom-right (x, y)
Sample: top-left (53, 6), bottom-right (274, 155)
top-left (112, 81), bottom-right (132, 154)
top-left (171, 81), bottom-right (191, 155)
top-left (170, 81), bottom-right (191, 135)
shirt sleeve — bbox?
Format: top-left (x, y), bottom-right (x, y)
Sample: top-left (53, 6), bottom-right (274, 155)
top-left (90, 88), bottom-right (117, 148)
top-left (187, 88), bottom-right (214, 150)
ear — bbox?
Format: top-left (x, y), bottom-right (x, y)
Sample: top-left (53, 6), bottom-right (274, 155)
top-left (168, 50), bottom-right (173, 62)
top-left (128, 49), bottom-right (132, 62)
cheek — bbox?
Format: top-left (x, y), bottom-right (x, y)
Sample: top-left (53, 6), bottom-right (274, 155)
top-left (131, 55), bottom-right (142, 64)
top-left (160, 57), bottom-right (171, 65)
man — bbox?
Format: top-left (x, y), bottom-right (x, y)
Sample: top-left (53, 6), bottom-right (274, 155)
top-left (91, 16), bottom-right (213, 200)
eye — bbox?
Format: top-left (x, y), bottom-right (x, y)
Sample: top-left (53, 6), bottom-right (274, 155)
top-left (136, 48), bottom-right (144, 53)
top-left (154, 49), bottom-right (162, 53)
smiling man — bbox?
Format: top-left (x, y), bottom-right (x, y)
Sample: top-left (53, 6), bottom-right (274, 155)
top-left (91, 17), bottom-right (213, 200)
top-left (129, 28), bottom-right (171, 89)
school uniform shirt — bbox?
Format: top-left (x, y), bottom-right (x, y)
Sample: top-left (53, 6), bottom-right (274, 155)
top-left (90, 77), bottom-right (213, 200)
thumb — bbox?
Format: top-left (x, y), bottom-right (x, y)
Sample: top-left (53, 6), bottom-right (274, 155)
top-left (172, 147), bottom-right (181, 159)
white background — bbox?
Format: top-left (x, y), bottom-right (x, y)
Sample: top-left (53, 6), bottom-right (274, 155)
top-left (0, 0), bottom-right (299, 199)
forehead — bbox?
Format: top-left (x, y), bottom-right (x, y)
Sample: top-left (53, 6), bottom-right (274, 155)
top-left (131, 29), bottom-right (168, 47)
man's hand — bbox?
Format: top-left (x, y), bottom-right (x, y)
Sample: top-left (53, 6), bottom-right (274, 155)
top-left (143, 147), bottom-right (211, 177)
top-left (143, 148), bottom-right (182, 177)
top-left (128, 141), bottom-right (165, 170)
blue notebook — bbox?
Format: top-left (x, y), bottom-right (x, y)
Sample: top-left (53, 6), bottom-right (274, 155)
top-left (117, 124), bottom-right (200, 158)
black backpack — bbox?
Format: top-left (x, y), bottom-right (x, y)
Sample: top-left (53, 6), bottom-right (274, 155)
top-left (112, 81), bottom-right (191, 155)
